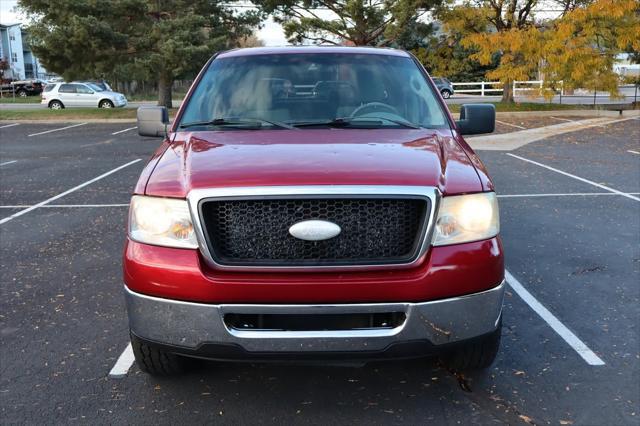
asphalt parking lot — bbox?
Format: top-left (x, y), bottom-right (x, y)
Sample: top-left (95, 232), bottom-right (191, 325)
top-left (0, 118), bottom-right (638, 425)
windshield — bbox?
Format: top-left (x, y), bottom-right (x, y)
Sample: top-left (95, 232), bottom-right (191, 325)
top-left (85, 83), bottom-right (104, 92)
top-left (179, 53), bottom-right (449, 129)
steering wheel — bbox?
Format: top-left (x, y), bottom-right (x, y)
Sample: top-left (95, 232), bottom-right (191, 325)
top-left (350, 102), bottom-right (400, 118)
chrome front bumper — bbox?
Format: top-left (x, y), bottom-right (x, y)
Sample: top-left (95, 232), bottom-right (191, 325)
top-left (125, 281), bottom-right (504, 355)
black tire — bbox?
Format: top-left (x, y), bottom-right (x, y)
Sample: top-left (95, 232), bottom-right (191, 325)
top-left (443, 318), bottom-right (501, 371)
top-left (99, 99), bottom-right (114, 108)
top-left (441, 89), bottom-right (452, 99)
top-left (130, 333), bottom-right (186, 376)
top-left (17, 89), bottom-right (28, 98)
top-left (49, 100), bottom-right (64, 110)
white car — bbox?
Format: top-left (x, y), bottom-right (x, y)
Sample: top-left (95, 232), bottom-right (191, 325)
top-left (41, 82), bottom-right (127, 109)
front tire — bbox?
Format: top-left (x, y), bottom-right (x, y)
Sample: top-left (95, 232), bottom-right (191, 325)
top-left (441, 89), bottom-right (452, 99)
top-left (130, 333), bottom-right (186, 376)
top-left (49, 100), bottom-right (64, 110)
top-left (17, 90), bottom-right (28, 98)
top-left (99, 99), bottom-right (114, 108)
top-left (443, 318), bottom-right (501, 371)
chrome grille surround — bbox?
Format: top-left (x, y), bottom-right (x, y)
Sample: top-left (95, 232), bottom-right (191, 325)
top-left (187, 186), bottom-right (441, 271)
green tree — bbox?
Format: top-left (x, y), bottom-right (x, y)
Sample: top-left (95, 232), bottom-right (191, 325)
top-left (412, 32), bottom-right (500, 82)
top-left (19, 0), bottom-right (261, 108)
top-left (412, 5), bottom-right (499, 82)
top-left (237, 34), bottom-right (266, 48)
top-left (254, 0), bottom-right (442, 47)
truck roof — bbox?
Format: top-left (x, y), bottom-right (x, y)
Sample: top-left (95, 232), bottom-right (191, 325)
top-left (217, 45), bottom-right (411, 59)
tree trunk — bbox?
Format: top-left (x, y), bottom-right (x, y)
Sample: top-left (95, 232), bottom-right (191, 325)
top-left (502, 79), bottom-right (514, 103)
top-left (158, 73), bottom-right (173, 109)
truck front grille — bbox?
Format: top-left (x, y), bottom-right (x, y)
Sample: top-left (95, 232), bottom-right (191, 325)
top-left (199, 197), bottom-right (430, 267)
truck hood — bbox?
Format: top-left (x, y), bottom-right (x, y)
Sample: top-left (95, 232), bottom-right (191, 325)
top-left (143, 128), bottom-right (483, 197)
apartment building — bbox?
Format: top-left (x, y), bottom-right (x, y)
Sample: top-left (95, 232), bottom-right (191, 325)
top-left (0, 22), bottom-right (50, 80)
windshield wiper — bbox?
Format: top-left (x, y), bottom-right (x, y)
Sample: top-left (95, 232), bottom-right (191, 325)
top-left (292, 116), bottom-right (420, 129)
top-left (357, 116), bottom-right (421, 129)
top-left (179, 117), bottom-right (296, 130)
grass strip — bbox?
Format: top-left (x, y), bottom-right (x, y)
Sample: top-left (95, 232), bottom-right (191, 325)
top-left (0, 108), bottom-right (178, 120)
top-left (446, 102), bottom-right (591, 113)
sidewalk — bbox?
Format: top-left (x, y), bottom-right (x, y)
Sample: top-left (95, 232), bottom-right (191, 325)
top-left (466, 111), bottom-right (640, 151)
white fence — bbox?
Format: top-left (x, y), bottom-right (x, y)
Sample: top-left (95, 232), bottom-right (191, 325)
top-left (450, 81), bottom-right (503, 96)
top-left (451, 80), bottom-right (563, 96)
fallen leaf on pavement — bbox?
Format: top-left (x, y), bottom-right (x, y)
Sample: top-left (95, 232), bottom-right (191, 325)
top-left (519, 414), bottom-right (534, 424)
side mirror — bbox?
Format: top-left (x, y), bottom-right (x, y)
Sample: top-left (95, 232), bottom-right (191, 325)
top-left (456, 104), bottom-right (495, 135)
top-left (137, 106), bottom-right (169, 137)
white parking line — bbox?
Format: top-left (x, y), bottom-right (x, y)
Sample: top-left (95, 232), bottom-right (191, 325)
top-left (0, 123), bottom-right (20, 129)
top-left (80, 138), bottom-right (114, 148)
top-left (6, 193), bottom-right (640, 210)
top-left (507, 153), bottom-right (640, 202)
top-left (112, 126), bottom-right (138, 135)
top-left (496, 120), bottom-right (526, 130)
top-left (0, 159), bottom-right (141, 225)
top-left (505, 270), bottom-right (605, 366)
top-left (0, 160), bottom-right (17, 167)
top-left (108, 343), bottom-right (135, 379)
top-left (628, 150), bottom-right (640, 155)
top-left (498, 192), bottom-right (640, 198)
top-left (0, 204), bottom-right (128, 208)
top-left (549, 116), bottom-right (574, 122)
top-left (28, 122), bottom-right (88, 137)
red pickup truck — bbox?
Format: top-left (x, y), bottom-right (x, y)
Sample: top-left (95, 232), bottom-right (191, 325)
top-left (125, 46), bottom-right (503, 375)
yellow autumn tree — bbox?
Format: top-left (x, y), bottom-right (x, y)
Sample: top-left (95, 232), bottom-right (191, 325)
top-left (541, 0), bottom-right (640, 97)
top-left (441, 0), bottom-right (640, 103)
top-left (440, 0), bottom-right (540, 102)
top-left (463, 25), bottom-right (546, 102)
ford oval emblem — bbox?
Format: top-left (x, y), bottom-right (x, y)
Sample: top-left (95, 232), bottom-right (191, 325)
top-left (289, 220), bottom-right (341, 241)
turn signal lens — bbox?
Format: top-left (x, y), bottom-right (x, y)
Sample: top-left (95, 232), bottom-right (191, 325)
top-left (433, 192), bottom-right (499, 246)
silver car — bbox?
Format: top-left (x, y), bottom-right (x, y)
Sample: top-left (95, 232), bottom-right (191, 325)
top-left (432, 77), bottom-right (454, 99)
top-left (41, 82), bottom-right (127, 109)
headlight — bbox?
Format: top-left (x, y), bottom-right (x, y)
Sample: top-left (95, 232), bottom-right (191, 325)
top-left (128, 196), bottom-right (198, 249)
top-left (432, 192), bottom-right (499, 246)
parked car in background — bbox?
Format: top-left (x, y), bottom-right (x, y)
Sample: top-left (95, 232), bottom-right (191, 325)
top-left (0, 79), bottom-right (45, 97)
top-left (41, 82), bottom-right (127, 109)
top-left (432, 77), bottom-right (454, 99)
top-left (126, 46), bottom-right (501, 376)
